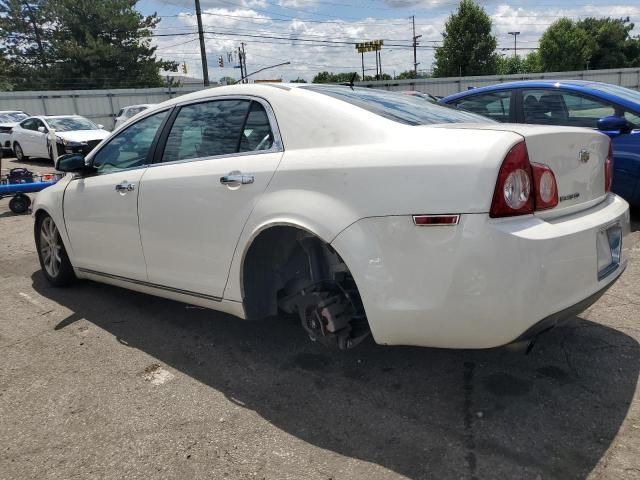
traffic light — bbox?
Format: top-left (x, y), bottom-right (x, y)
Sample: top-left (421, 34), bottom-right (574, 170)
top-left (218, 56), bottom-right (224, 68)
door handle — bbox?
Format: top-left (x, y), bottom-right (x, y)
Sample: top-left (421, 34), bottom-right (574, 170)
top-left (115, 182), bottom-right (135, 193)
top-left (220, 172), bottom-right (255, 186)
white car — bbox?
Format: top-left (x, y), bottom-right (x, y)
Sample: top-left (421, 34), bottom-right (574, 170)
top-left (114, 104), bottom-right (155, 129)
top-left (11, 115), bottom-right (110, 162)
top-left (32, 84), bottom-right (631, 351)
top-left (0, 110), bottom-right (29, 152)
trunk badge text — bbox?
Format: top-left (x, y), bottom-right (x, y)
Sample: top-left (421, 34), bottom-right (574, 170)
top-left (560, 192), bottom-right (581, 202)
top-left (578, 149), bottom-right (590, 163)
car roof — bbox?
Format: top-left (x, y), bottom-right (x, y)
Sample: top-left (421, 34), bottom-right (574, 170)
top-left (440, 79), bottom-right (640, 111)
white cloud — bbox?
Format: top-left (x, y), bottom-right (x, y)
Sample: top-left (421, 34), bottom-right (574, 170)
top-left (278, 0), bottom-right (319, 7)
top-left (153, 2), bottom-right (640, 83)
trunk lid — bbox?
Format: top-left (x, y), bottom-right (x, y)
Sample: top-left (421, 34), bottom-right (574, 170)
top-left (433, 123), bottom-right (609, 217)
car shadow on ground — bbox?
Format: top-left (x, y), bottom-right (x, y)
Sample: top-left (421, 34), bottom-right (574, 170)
top-left (32, 273), bottom-right (639, 479)
top-left (631, 206), bottom-right (640, 232)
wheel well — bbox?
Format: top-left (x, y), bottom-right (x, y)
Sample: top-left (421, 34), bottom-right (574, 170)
top-left (242, 226), bottom-right (310, 319)
top-left (33, 209), bottom-right (48, 236)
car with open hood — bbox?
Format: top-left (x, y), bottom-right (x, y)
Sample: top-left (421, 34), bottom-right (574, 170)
top-left (11, 115), bottom-right (110, 162)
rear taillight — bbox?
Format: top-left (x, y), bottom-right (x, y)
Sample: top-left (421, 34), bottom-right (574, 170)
top-left (490, 141), bottom-right (559, 218)
top-left (605, 142), bottom-right (613, 193)
top-left (532, 163), bottom-right (558, 210)
top-left (490, 142), bottom-right (534, 218)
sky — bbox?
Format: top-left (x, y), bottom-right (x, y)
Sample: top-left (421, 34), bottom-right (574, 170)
top-left (137, 0), bottom-right (640, 83)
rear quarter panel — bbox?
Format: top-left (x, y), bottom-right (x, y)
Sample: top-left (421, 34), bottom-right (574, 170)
top-left (223, 126), bottom-right (521, 301)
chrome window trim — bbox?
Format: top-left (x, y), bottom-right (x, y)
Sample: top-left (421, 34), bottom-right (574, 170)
top-left (149, 148), bottom-right (282, 169)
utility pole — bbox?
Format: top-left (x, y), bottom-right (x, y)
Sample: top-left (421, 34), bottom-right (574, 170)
top-left (241, 43), bottom-right (247, 83)
top-left (238, 46), bottom-right (245, 82)
top-left (194, 0), bottom-right (209, 86)
top-left (508, 31), bottom-right (520, 58)
top-left (411, 16), bottom-right (421, 76)
top-left (378, 50), bottom-right (382, 79)
top-left (361, 51), bottom-right (364, 80)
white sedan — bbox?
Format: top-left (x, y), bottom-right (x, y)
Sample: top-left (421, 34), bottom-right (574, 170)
top-left (114, 104), bottom-right (155, 130)
top-left (32, 84), bottom-right (631, 350)
top-left (0, 110), bottom-right (29, 152)
top-left (11, 115), bottom-right (110, 162)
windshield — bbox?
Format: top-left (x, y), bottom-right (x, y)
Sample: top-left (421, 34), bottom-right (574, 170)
top-left (46, 117), bottom-right (98, 132)
top-left (0, 112), bottom-right (28, 122)
top-left (587, 83), bottom-right (640, 105)
top-left (302, 85), bottom-right (490, 125)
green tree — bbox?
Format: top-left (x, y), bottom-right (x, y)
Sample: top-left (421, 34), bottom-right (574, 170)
top-left (312, 71), bottom-right (360, 83)
top-left (219, 76), bottom-right (236, 85)
top-left (433, 0), bottom-right (498, 77)
top-left (496, 51), bottom-right (542, 75)
top-left (48, 0), bottom-right (176, 89)
top-left (0, 0), bottom-right (53, 89)
top-left (289, 77), bottom-right (307, 83)
top-left (0, 0), bottom-right (176, 90)
top-left (396, 70), bottom-right (417, 80)
top-left (577, 17), bottom-right (636, 69)
top-left (539, 18), bottom-right (595, 71)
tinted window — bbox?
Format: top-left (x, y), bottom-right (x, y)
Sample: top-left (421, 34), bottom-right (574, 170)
top-left (161, 99), bottom-right (251, 163)
top-left (521, 89), bottom-right (615, 128)
top-left (92, 110), bottom-right (168, 174)
top-left (20, 119), bottom-right (37, 130)
top-left (239, 102), bottom-right (274, 152)
top-left (47, 117), bottom-right (97, 131)
top-left (624, 111), bottom-right (640, 129)
top-left (452, 91), bottom-right (511, 121)
top-left (302, 85), bottom-right (489, 125)
top-left (586, 83), bottom-right (640, 104)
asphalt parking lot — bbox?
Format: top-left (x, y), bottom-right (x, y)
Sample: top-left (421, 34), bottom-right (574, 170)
top-left (1, 155), bottom-right (640, 480)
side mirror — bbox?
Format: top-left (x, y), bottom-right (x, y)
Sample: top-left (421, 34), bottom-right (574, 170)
top-left (37, 126), bottom-right (47, 133)
top-left (597, 115), bottom-right (631, 136)
top-left (55, 153), bottom-right (93, 173)
top-left (97, 124), bottom-right (104, 129)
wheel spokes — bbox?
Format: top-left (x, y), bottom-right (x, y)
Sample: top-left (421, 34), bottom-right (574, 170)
top-left (40, 217), bottom-right (62, 278)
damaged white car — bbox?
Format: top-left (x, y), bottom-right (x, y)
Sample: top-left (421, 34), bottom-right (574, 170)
top-left (33, 84), bottom-right (630, 350)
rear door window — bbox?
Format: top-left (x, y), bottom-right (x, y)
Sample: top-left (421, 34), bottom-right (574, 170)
top-left (161, 99), bottom-right (268, 163)
top-left (521, 89), bottom-right (616, 128)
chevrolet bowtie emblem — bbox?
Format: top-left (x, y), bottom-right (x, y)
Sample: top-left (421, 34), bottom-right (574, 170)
top-left (578, 149), bottom-right (590, 163)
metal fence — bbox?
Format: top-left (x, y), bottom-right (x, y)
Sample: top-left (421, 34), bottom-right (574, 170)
top-left (1, 67), bottom-right (639, 129)
top-left (355, 67), bottom-right (640, 97)
top-left (0, 85), bottom-right (206, 130)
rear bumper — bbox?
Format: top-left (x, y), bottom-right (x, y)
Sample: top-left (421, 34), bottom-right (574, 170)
top-left (331, 194), bottom-right (631, 349)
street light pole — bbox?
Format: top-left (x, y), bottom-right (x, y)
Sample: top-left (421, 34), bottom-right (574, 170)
top-left (508, 31), bottom-right (520, 58)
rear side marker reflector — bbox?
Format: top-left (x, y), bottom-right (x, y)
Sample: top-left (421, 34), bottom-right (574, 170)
top-left (413, 214), bottom-right (460, 226)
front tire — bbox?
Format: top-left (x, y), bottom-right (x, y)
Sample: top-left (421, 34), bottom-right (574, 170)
top-left (35, 214), bottom-right (76, 286)
top-left (13, 142), bottom-right (28, 161)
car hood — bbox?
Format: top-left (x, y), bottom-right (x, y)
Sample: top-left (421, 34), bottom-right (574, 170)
top-left (0, 122), bottom-right (19, 128)
top-left (56, 129), bottom-right (110, 142)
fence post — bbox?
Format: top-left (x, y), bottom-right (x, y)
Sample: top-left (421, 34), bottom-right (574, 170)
top-left (39, 95), bottom-right (48, 115)
top-left (107, 93), bottom-right (116, 130)
top-left (72, 94), bottom-right (79, 115)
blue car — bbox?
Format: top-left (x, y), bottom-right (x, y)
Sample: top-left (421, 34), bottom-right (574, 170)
top-left (440, 80), bottom-right (640, 207)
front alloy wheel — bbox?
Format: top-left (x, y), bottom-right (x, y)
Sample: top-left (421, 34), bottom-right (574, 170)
top-left (36, 214), bottom-right (76, 286)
